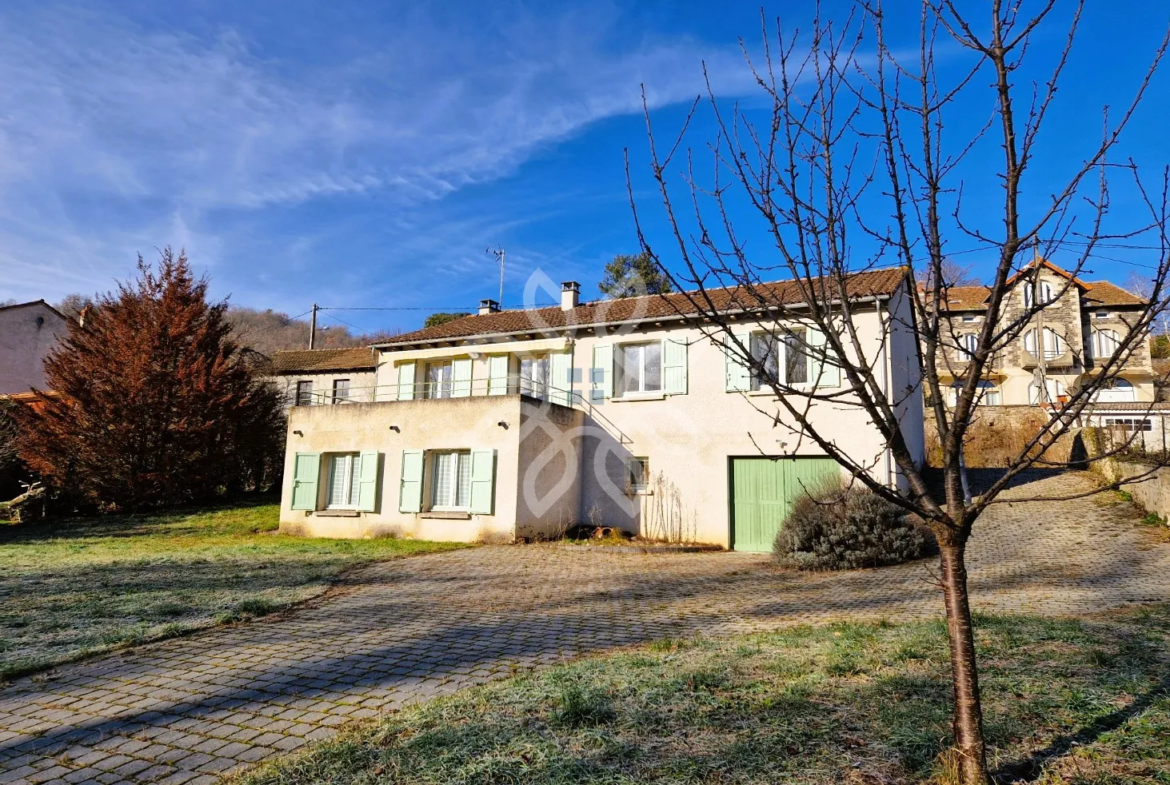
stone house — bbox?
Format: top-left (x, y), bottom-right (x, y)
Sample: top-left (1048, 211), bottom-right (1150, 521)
top-left (934, 259), bottom-right (1154, 408)
top-left (278, 268), bottom-right (926, 549)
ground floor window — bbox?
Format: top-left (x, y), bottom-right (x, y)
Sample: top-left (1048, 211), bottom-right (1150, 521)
top-left (432, 450), bottom-right (472, 509)
top-left (1028, 378), bottom-right (1066, 404)
top-left (1103, 417), bottom-right (1152, 432)
top-left (948, 381), bottom-right (1001, 407)
top-left (326, 453), bottom-right (362, 508)
top-left (626, 456), bottom-right (650, 494)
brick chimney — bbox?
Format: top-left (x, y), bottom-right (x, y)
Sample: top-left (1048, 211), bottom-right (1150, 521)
top-left (560, 281), bottom-right (580, 311)
top-left (478, 299), bottom-right (500, 316)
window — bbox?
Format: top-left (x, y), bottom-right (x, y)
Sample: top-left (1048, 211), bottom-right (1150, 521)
top-left (958, 333), bottom-right (978, 360)
top-left (961, 315), bottom-right (977, 323)
top-left (626, 457), bottom-right (650, 494)
top-left (1091, 329), bottom-right (1120, 361)
top-left (749, 329), bottom-right (808, 390)
top-left (295, 380), bottom-right (313, 406)
top-left (948, 381), bottom-right (1001, 407)
top-left (519, 354), bottom-right (550, 399)
top-left (1028, 378), bottom-right (1066, 404)
top-left (332, 378), bottom-right (350, 404)
top-left (1095, 311), bottom-right (1110, 320)
top-left (431, 451), bottom-right (472, 509)
top-left (616, 342), bottom-right (662, 396)
top-left (1023, 279), bottom-right (1055, 309)
top-left (1024, 327), bottom-right (1064, 360)
top-left (425, 361), bottom-right (454, 399)
top-left (1104, 417), bottom-right (1152, 432)
top-left (326, 453), bottom-right (362, 509)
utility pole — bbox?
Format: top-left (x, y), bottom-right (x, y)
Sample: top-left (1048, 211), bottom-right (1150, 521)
top-left (487, 247), bottom-right (505, 306)
top-left (309, 303), bottom-right (318, 349)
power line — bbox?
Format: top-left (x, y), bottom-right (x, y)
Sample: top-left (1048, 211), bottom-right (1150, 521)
top-left (316, 306), bottom-right (476, 312)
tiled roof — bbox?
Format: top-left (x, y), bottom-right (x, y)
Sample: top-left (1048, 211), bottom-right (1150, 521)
top-left (1086, 401), bottom-right (1170, 412)
top-left (268, 347), bottom-right (377, 374)
top-left (377, 268), bottom-right (908, 346)
top-left (935, 281), bottom-right (1146, 312)
top-left (936, 286), bottom-right (992, 312)
top-left (1082, 281), bottom-right (1146, 307)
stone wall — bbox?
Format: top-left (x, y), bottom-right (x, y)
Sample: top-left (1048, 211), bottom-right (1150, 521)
top-left (1091, 457), bottom-right (1170, 522)
top-left (924, 405), bottom-right (1077, 468)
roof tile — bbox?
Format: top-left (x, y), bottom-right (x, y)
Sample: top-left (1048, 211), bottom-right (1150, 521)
top-left (269, 347), bottom-right (377, 374)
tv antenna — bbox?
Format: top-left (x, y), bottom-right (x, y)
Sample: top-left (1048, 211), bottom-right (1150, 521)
top-left (486, 246), bottom-right (505, 306)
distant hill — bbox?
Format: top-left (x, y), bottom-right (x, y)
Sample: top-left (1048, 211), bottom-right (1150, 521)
top-left (226, 306), bottom-right (374, 355)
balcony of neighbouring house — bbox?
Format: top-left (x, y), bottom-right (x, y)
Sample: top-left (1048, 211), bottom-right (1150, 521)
top-left (1019, 326), bottom-right (1075, 369)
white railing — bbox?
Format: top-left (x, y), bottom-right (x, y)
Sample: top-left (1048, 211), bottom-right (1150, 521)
top-left (293, 374), bottom-right (570, 406)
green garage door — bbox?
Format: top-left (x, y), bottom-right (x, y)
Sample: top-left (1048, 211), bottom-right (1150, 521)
top-left (730, 457), bottom-right (841, 552)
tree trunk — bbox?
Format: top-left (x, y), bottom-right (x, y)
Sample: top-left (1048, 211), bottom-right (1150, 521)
top-left (939, 539), bottom-right (989, 784)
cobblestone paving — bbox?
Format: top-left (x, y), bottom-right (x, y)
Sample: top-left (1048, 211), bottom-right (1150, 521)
top-left (2, 472), bottom-right (1168, 784)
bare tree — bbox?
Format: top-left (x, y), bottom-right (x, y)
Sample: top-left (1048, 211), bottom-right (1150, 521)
top-left (628, 3), bottom-right (1169, 783)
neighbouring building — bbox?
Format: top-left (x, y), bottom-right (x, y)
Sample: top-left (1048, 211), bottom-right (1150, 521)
top-left (0, 300), bottom-right (70, 396)
top-left (934, 258), bottom-right (1155, 408)
top-left (278, 269), bottom-right (925, 550)
top-left (267, 347), bottom-right (378, 407)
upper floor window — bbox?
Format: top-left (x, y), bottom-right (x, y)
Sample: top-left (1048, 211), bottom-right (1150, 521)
top-left (1024, 327), bottom-right (1064, 360)
top-left (332, 378), bottom-right (350, 404)
top-left (749, 329), bottom-right (808, 390)
top-left (295, 380), bottom-right (313, 406)
top-left (961, 315), bottom-right (977, 322)
top-left (1095, 311), bottom-right (1110, 320)
top-left (616, 342), bottom-right (662, 396)
top-left (425, 361), bottom-right (454, 399)
top-left (1091, 329), bottom-right (1120, 361)
top-left (431, 450), bottom-right (472, 510)
top-left (958, 333), bottom-right (978, 360)
top-left (1023, 279), bottom-right (1055, 309)
top-left (520, 354), bottom-right (550, 399)
top-left (326, 453), bottom-right (363, 509)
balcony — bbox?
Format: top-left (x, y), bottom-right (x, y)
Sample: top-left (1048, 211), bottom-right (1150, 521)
top-left (1018, 346), bottom-right (1075, 369)
top-left (292, 375), bottom-right (575, 407)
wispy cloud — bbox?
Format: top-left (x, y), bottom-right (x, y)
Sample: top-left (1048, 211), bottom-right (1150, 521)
top-left (0, 2), bottom-right (753, 306)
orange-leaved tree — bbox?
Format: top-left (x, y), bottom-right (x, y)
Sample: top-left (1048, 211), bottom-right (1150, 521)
top-left (16, 248), bottom-right (284, 510)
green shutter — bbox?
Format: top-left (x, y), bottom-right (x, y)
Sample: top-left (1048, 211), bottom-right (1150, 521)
top-left (663, 338), bottom-right (688, 395)
top-left (488, 355), bottom-right (510, 395)
top-left (399, 449), bottom-right (425, 513)
top-left (452, 357), bottom-right (473, 398)
top-left (806, 328), bottom-right (840, 387)
top-left (357, 451), bottom-right (380, 512)
top-left (469, 449), bottom-right (496, 514)
top-left (724, 331), bottom-right (752, 392)
top-left (397, 362), bottom-right (416, 400)
top-left (591, 345), bottom-right (613, 402)
top-left (549, 349), bottom-right (573, 406)
top-left (290, 452), bottom-right (320, 510)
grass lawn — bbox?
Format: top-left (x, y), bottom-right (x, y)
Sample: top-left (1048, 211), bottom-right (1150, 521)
top-left (0, 498), bottom-right (466, 680)
top-left (240, 605), bottom-right (1169, 785)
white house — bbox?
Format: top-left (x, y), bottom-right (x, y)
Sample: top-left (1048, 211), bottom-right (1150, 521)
top-left (278, 268), bottom-right (924, 551)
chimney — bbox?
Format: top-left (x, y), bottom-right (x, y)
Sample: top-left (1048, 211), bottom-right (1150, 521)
top-left (478, 299), bottom-right (500, 316)
top-left (560, 281), bottom-right (580, 311)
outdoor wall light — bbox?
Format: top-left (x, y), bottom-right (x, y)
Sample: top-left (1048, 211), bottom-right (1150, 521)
top-left (293, 430), bottom-right (303, 437)
top-left (389, 425), bottom-right (400, 432)
top-left (497, 421), bottom-right (509, 429)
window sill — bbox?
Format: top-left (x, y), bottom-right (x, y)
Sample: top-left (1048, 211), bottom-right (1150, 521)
top-left (627, 489), bottom-right (654, 497)
top-left (421, 511), bottom-right (472, 520)
top-left (313, 509), bottom-right (361, 518)
top-left (612, 392), bottom-right (666, 402)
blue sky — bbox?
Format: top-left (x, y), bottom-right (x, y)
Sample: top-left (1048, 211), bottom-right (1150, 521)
top-left (1, 1), bottom-right (1167, 334)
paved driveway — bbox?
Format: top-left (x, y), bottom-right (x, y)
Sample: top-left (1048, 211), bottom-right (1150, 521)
top-left (1, 472), bottom-right (1168, 784)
